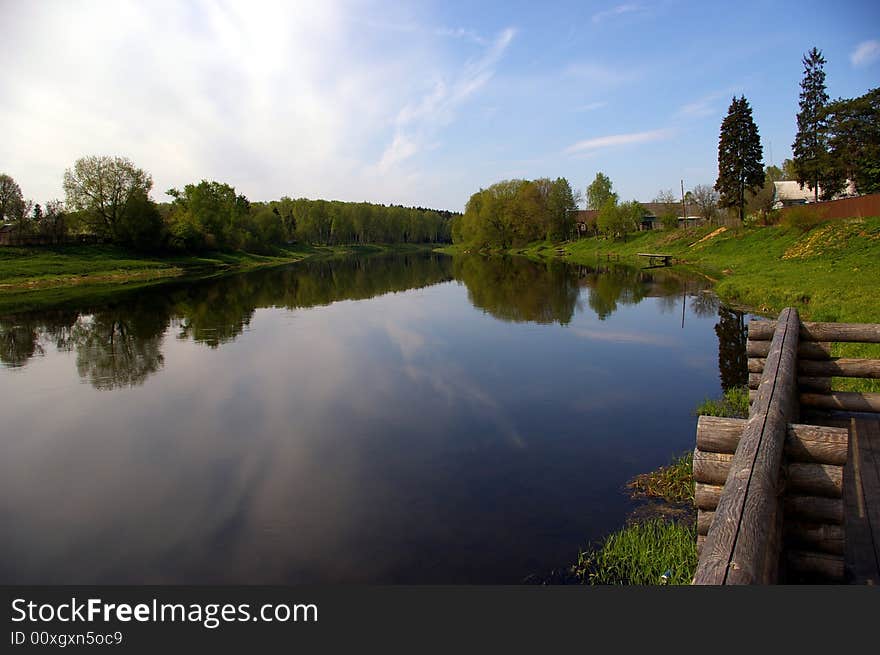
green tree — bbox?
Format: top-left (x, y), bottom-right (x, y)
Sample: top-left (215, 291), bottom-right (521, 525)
top-left (597, 197), bottom-right (621, 238)
top-left (166, 180), bottom-right (250, 250)
top-left (824, 87), bottom-right (880, 196)
top-left (63, 156), bottom-right (154, 241)
top-left (0, 173), bottom-right (24, 223)
top-left (781, 158), bottom-right (797, 181)
top-left (587, 172), bottom-right (617, 210)
top-left (715, 96), bottom-right (765, 222)
top-left (791, 47), bottom-right (829, 202)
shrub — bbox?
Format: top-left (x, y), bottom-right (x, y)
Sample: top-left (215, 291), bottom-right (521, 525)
top-left (781, 206), bottom-right (825, 232)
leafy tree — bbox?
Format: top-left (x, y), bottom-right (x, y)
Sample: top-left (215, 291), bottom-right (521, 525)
top-left (0, 173), bottom-right (24, 223)
top-left (597, 197), bottom-right (621, 238)
top-left (781, 158), bottom-right (797, 181)
top-left (653, 189), bottom-right (679, 229)
top-left (691, 184), bottom-right (719, 222)
top-left (587, 172), bottom-right (617, 210)
top-left (764, 165), bottom-right (784, 183)
top-left (63, 156), bottom-right (154, 241)
top-left (715, 96), bottom-right (765, 222)
top-left (791, 47), bottom-right (829, 201)
top-left (166, 180), bottom-right (250, 250)
top-left (823, 87), bottom-right (880, 196)
top-left (38, 200), bottom-right (67, 244)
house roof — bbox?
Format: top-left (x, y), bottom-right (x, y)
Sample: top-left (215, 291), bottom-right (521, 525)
top-left (774, 181), bottom-right (816, 202)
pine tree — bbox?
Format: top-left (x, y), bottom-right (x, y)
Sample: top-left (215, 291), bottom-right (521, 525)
top-left (791, 47), bottom-right (829, 201)
top-left (715, 96), bottom-right (765, 222)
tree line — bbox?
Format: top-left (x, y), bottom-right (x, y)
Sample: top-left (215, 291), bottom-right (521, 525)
top-left (0, 157), bottom-right (455, 251)
top-left (451, 177), bottom-right (579, 248)
top-left (715, 48), bottom-right (879, 220)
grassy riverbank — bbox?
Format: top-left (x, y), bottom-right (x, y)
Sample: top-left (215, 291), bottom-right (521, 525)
top-left (0, 242), bottom-right (437, 313)
top-left (441, 216), bottom-right (880, 323)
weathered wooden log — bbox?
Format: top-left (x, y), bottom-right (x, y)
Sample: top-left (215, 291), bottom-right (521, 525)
top-left (801, 391), bottom-right (880, 413)
top-left (694, 450), bottom-right (842, 497)
top-left (696, 535), bottom-right (706, 558)
top-left (798, 376), bottom-right (833, 393)
top-left (784, 522), bottom-right (845, 556)
top-left (800, 358), bottom-right (880, 379)
top-left (697, 510), bottom-right (713, 536)
top-left (695, 308), bottom-right (800, 585)
top-left (747, 340), bottom-right (831, 359)
top-left (747, 372), bottom-right (828, 391)
top-left (696, 416), bottom-right (848, 465)
top-left (750, 320), bottom-right (880, 344)
top-left (692, 448), bottom-right (732, 485)
top-left (695, 482), bottom-right (722, 510)
top-left (784, 495), bottom-right (844, 525)
top-left (697, 483), bottom-right (843, 524)
top-left (700, 511), bottom-right (845, 555)
top-left (786, 550), bottom-right (845, 581)
top-left (788, 462), bottom-right (843, 498)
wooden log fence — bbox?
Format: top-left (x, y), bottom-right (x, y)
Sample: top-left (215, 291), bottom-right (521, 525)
top-left (694, 309), bottom-right (880, 583)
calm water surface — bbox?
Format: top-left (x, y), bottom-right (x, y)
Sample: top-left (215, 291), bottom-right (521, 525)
top-left (0, 253), bottom-right (747, 583)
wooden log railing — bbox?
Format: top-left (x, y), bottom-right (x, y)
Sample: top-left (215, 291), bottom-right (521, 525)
top-left (695, 310), bottom-right (880, 584)
top-left (693, 308), bottom-right (801, 584)
top-left (747, 319), bottom-right (880, 415)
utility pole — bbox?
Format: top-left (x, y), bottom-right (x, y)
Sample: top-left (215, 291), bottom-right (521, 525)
top-left (681, 179), bottom-right (687, 227)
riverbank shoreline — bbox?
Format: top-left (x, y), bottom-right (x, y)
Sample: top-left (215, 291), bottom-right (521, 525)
top-left (0, 242), bottom-right (441, 313)
top-left (438, 216), bottom-right (880, 324)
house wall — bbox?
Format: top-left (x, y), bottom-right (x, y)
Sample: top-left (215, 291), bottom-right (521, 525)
top-left (777, 193), bottom-right (880, 221)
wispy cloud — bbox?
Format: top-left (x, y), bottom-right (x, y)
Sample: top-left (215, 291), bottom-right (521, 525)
top-left (564, 128), bottom-right (673, 155)
top-left (676, 88), bottom-right (741, 119)
top-left (377, 27), bottom-right (516, 172)
top-left (435, 27), bottom-right (489, 46)
top-left (592, 4), bottom-right (641, 24)
top-left (574, 101), bottom-right (608, 112)
top-left (851, 40), bottom-right (880, 67)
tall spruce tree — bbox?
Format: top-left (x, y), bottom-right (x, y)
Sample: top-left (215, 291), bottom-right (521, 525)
top-left (715, 96), bottom-right (765, 222)
top-left (791, 47), bottom-right (829, 201)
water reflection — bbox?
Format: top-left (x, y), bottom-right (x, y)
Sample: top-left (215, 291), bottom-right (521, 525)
top-left (1, 254), bottom-right (727, 390)
top-left (715, 306), bottom-right (749, 390)
top-left (0, 252), bottom-right (738, 584)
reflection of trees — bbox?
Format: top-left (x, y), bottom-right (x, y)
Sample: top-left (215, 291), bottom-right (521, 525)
top-left (715, 306), bottom-right (748, 390)
top-left (691, 291), bottom-right (721, 318)
top-left (0, 320), bottom-right (43, 367)
top-left (453, 256), bottom-right (580, 325)
top-left (0, 252), bottom-right (455, 384)
top-left (72, 300), bottom-right (168, 390)
top-left (571, 264), bottom-right (710, 321)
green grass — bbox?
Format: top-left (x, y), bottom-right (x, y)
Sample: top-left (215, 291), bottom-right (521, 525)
top-left (573, 518), bottom-right (698, 585)
top-left (547, 217), bottom-right (880, 324)
top-left (694, 386), bottom-right (750, 419)
top-left (628, 452), bottom-right (695, 504)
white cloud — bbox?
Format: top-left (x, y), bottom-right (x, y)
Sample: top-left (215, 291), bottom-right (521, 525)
top-left (564, 129), bottom-right (673, 154)
top-left (851, 40), bottom-right (880, 67)
top-left (592, 4), bottom-right (641, 24)
top-left (0, 1), bottom-right (488, 209)
top-left (376, 27), bottom-right (516, 173)
top-left (574, 101), bottom-right (608, 112)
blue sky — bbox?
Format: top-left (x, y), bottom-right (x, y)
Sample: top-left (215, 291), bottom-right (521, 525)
top-left (1, 0), bottom-right (878, 211)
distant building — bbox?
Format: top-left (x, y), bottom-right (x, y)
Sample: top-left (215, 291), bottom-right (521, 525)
top-left (772, 180), bottom-right (858, 209)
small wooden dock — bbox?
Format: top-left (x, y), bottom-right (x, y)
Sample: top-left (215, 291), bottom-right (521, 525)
top-left (637, 252), bottom-right (673, 266)
top-left (693, 308), bottom-right (880, 584)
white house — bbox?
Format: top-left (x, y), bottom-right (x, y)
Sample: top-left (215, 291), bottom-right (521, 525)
top-left (772, 180), bottom-right (857, 209)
